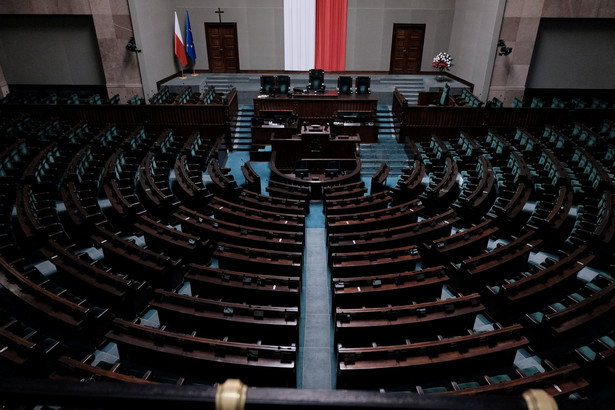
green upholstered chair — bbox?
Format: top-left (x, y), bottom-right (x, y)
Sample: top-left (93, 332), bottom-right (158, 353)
top-left (276, 75), bottom-right (291, 94)
top-left (577, 345), bottom-right (597, 361)
top-left (355, 76), bottom-right (371, 94)
top-left (491, 374), bottom-right (512, 383)
top-left (512, 97), bottom-right (524, 108)
top-left (521, 366), bottom-right (541, 376)
top-left (457, 381), bottom-right (480, 390)
top-left (307, 69), bottom-right (325, 92)
top-left (260, 75), bottom-right (275, 94)
top-left (422, 386), bottom-right (447, 394)
top-left (337, 76), bottom-right (352, 94)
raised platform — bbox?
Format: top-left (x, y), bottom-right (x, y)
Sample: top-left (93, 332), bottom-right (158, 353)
top-left (162, 74), bottom-right (209, 94)
top-left (160, 73), bottom-right (470, 107)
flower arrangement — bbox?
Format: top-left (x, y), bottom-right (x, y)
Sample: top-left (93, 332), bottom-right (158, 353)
top-left (432, 52), bottom-right (453, 72)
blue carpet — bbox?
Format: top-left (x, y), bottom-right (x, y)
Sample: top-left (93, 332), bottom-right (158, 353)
top-left (299, 228), bottom-right (334, 389)
top-left (225, 151), bottom-right (251, 185)
top-left (248, 161), bottom-right (271, 195)
top-left (307, 202), bottom-right (325, 228)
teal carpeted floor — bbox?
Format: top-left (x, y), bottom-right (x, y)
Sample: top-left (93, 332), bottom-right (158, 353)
top-left (299, 227), bottom-right (334, 389)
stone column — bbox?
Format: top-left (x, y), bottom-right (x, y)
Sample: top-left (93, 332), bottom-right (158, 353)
top-left (0, 63), bottom-right (8, 98)
top-left (90, 0), bottom-right (144, 102)
top-left (488, 0), bottom-right (544, 106)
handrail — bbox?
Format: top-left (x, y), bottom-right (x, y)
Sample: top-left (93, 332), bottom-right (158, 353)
top-left (1, 378), bottom-right (611, 410)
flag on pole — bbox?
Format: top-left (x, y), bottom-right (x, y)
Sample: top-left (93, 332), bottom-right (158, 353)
top-left (174, 11), bottom-right (188, 66)
top-left (185, 11), bottom-right (197, 62)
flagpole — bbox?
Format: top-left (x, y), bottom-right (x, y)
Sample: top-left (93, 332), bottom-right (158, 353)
top-left (180, 69), bottom-right (186, 79)
top-left (191, 65), bottom-right (198, 77)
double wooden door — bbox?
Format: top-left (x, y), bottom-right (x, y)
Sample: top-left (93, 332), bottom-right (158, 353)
top-left (205, 23), bottom-right (240, 73)
top-left (389, 24), bottom-right (425, 74)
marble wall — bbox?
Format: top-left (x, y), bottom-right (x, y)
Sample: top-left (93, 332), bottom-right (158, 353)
top-left (0, 0), bottom-right (144, 101)
top-left (0, 64), bottom-right (8, 98)
top-left (489, 0), bottom-right (615, 105)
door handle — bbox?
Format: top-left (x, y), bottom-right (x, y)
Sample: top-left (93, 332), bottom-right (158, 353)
top-left (403, 48), bottom-right (407, 54)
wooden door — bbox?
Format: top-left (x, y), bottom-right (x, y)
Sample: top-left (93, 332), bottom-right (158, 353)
top-left (205, 23), bottom-right (240, 73)
top-left (389, 24), bottom-right (425, 74)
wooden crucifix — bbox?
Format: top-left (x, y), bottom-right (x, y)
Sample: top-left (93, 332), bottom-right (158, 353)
top-left (215, 7), bottom-right (224, 23)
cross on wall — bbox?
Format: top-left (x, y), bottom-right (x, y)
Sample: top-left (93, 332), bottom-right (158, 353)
top-left (215, 7), bottom-right (224, 23)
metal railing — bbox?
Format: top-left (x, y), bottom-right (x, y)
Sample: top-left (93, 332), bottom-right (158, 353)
top-left (1, 378), bottom-right (611, 410)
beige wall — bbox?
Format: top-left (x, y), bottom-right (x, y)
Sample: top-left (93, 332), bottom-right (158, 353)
top-left (130, 0), bottom-right (285, 99)
top-left (0, 0), bottom-right (143, 101)
top-left (174, 0), bottom-right (285, 71)
top-left (345, 0), bottom-right (455, 71)
top-left (489, 0), bottom-right (615, 105)
top-left (448, 0), bottom-right (505, 99)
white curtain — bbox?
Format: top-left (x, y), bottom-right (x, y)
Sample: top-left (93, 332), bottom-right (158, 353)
top-left (284, 0), bottom-right (316, 71)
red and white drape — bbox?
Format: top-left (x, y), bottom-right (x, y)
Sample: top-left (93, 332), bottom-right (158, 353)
top-left (284, 0), bottom-right (347, 71)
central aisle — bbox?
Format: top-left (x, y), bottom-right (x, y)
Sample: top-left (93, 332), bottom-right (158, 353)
top-left (298, 202), bottom-right (335, 389)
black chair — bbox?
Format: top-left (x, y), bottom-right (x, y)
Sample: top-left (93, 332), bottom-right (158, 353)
top-left (276, 75), bottom-right (291, 94)
top-left (260, 75), bottom-right (275, 94)
top-left (295, 160), bottom-right (309, 178)
top-left (307, 69), bottom-right (325, 92)
top-left (355, 76), bottom-right (371, 94)
top-left (337, 76), bottom-right (352, 94)
top-left (325, 160), bottom-right (340, 178)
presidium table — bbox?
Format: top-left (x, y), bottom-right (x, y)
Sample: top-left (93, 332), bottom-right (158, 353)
top-left (267, 124), bottom-right (363, 199)
top-left (251, 90), bottom-right (379, 145)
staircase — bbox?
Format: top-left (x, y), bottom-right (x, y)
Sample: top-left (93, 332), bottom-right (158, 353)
top-left (377, 76), bottom-right (424, 105)
top-left (230, 105), bottom-right (254, 151)
top-left (359, 106), bottom-right (410, 180)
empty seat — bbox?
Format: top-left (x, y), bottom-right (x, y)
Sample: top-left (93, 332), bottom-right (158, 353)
top-left (307, 69), bottom-right (325, 92)
top-left (337, 76), bottom-right (352, 94)
top-left (355, 76), bottom-right (371, 94)
top-left (276, 75), bottom-right (291, 94)
top-left (260, 75), bottom-right (275, 94)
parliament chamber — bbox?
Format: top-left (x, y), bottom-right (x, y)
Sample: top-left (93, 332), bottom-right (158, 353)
top-left (0, 74), bottom-right (614, 409)
top-left (1, 1), bottom-right (615, 409)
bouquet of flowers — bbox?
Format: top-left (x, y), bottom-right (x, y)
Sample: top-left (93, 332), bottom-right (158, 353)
top-left (432, 52), bottom-right (453, 72)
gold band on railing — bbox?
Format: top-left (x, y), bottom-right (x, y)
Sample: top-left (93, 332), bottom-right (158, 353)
top-left (215, 379), bottom-right (247, 410)
top-left (523, 389), bottom-right (557, 410)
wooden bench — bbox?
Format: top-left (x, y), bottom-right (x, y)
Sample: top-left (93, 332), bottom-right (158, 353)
top-left (337, 323), bottom-right (528, 389)
top-left (175, 206), bottom-right (304, 253)
top-left (241, 161), bottom-right (261, 193)
top-left (336, 293), bottom-right (484, 340)
top-left (106, 317), bottom-right (296, 386)
top-left (326, 198), bottom-right (422, 234)
top-left (370, 162), bottom-right (390, 195)
top-left (330, 244), bottom-right (421, 277)
top-left (458, 230), bottom-right (542, 281)
top-left (332, 266), bottom-right (448, 307)
top-left (424, 219), bottom-right (499, 263)
top-left (328, 209), bottom-right (459, 253)
top-left (207, 196), bottom-right (305, 233)
top-left (214, 242), bottom-right (303, 276)
top-left (186, 263), bottom-right (300, 307)
top-left (151, 289), bottom-right (298, 341)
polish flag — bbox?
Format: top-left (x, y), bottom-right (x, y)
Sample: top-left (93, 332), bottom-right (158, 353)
top-left (174, 11), bottom-right (188, 66)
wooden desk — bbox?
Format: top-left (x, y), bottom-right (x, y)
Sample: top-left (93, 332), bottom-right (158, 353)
top-left (253, 92), bottom-right (378, 143)
top-left (271, 127), bottom-right (360, 164)
top-left (254, 91), bottom-right (377, 118)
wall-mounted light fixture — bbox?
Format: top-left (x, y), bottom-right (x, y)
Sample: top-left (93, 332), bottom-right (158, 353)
top-left (498, 39), bottom-right (512, 56)
top-left (126, 37), bottom-right (141, 53)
